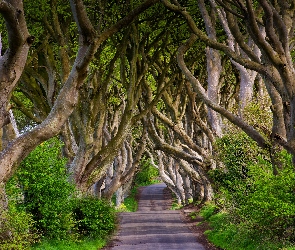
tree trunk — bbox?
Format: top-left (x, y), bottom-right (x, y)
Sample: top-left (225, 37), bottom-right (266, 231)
top-left (157, 151), bottom-right (183, 204)
top-left (180, 170), bottom-right (193, 204)
top-left (200, 174), bottom-right (214, 203)
top-left (115, 187), bottom-right (123, 207)
top-left (93, 177), bottom-right (105, 198)
top-left (0, 1), bottom-right (32, 129)
top-left (199, 0), bottom-right (223, 137)
top-left (68, 140), bottom-right (91, 185)
top-left (238, 68), bottom-right (257, 113)
top-left (206, 47), bottom-right (223, 136)
top-left (265, 79), bottom-right (287, 174)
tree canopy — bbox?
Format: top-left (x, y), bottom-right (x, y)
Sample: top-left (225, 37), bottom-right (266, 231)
top-left (1, 0), bottom-right (295, 247)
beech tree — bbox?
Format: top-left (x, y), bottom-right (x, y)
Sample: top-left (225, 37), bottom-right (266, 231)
top-left (0, 1), bottom-right (33, 130)
top-left (8, 2), bottom-right (177, 203)
top-left (3, 0), bottom-right (294, 214)
top-left (140, 44), bottom-right (218, 203)
top-left (139, 0), bottom-right (277, 204)
top-left (162, 0), bottom-right (295, 172)
top-left (0, 0), bottom-right (160, 234)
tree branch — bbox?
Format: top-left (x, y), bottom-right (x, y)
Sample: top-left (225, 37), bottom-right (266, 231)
top-left (177, 34), bottom-right (269, 149)
top-left (161, 0), bottom-right (266, 73)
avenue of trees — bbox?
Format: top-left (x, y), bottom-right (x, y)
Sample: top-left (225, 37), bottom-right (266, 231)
top-left (1, 0), bottom-right (295, 248)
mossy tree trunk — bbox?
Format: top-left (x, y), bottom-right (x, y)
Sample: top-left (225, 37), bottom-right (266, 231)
top-left (0, 0), bottom-right (160, 231)
top-left (163, 0), bottom-right (295, 165)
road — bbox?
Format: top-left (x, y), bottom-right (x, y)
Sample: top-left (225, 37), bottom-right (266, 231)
top-left (107, 183), bottom-right (205, 250)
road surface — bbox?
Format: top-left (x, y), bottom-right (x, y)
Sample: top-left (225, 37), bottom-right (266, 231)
top-left (107, 183), bottom-right (205, 250)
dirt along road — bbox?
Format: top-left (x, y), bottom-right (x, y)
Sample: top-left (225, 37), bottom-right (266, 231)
top-left (105, 183), bottom-right (206, 250)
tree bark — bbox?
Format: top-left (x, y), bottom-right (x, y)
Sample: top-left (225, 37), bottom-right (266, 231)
top-left (0, 0), bottom-right (160, 185)
top-left (0, 0), bottom-right (33, 129)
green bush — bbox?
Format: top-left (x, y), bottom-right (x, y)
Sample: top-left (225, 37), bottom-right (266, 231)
top-left (200, 204), bottom-right (294, 250)
top-left (5, 137), bottom-right (117, 248)
top-left (209, 131), bottom-right (295, 247)
top-left (135, 158), bottom-right (159, 186)
top-left (199, 203), bottom-right (218, 220)
top-left (0, 205), bottom-right (38, 250)
top-left (237, 153), bottom-right (295, 240)
top-left (8, 138), bottom-right (76, 240)
top-left (212, 132), bottom-right (265, 191)
top-left (73, 196), bottom-right (116, 238)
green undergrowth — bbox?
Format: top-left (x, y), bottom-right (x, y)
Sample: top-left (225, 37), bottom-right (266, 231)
top-left (201, 131), bottom-right (295, 250)
top-left (2, 139), bottom-right (161, 249)
top-left (134, 157), bottom-right (160, 187)
top-left (170, 192), bottom-right (182, 210)
top-left (171, 195), bottom-right (194, 210)
top-left (119, 192), bottom-right (138, 212)
top-left (171, 203), bottom-right (182, 210)
top-left (114, 187), bottom-right (138, 212)
top-left (31, 237), bottom-right (107, 250)
top-left (2, 138), bottom-right (115, 250)
top-left (199, 203), bottom-right (295, 250)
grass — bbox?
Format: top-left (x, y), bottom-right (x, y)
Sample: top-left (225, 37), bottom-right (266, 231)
top-left (199, 203), bottom-right (295, 250)
top-left (115, 187), bottom-right (138, 212)
top-left (31, 237), bottom-right (107, 250)
top-left (171, 196), bottom-right (194, 210)
top-left (189, 211), bottom-right (198, 219)
top-left (171, 202), bottom-right (182, 210)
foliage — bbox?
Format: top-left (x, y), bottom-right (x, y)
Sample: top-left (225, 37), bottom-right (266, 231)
top-left (208, 131), bottom-right (295, 248)
top-left (31, 237), bottom-right (107, 250)
top-left (11, 91), bottom-right (37, 132)
top-left (134, 157), bottom-right (159, 186)
top-left (242, 101), bottom-right (272, 130)
top-left (4, 137), bottom-right (116, 248)
top-left (237, 154), bottom-right (295, 240)
top-left (211, 132), bottom-right (267, 193)
top-left (23, 0), bottom-right (73, 45)
top-left (171, 199), bottom-right (183, 210)
top-left (115, 187), bottom-right (138, 212)
top-left (199, 203), bottom-right (218, 220)
top-left (72, 196), bottom-right (116, 238)
top-left (0, 205), bottom-right (38, 250)
top-left (200, 204), bottom-right (295, 250)
top-left (9, 138), bottom-right (76, 240)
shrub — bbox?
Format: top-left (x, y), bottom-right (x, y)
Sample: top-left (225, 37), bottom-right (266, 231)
top-left (4, 137), bottom-right (117, 249)
top-left (211, 131), bottom-right (295, 245)
top-left (212, 132), bottom-right (266, 191)
top-left (135, 157), bottom-right (159, 186)
top-left (237, 153), bottom-right (295, 240)
top-left (73, 196), bottom-right (116, 238)
top-left (200, 203), bottom-right (294, 250)
top-left (9, 137), bottom-right (76, 240)
top-left (0, 204), bottom-right (38, 250)
top-left (199, 203), bottom-right (219, 220)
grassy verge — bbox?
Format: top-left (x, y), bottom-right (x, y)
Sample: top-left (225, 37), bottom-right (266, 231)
top-left (199, 203), bottom-right (295, 250)
top-left (171, 195), bottom-right (194, 210)
top-left (115, 187), bottom-right (138, 212)
top-left (31, 238), bottom-right (107, 250)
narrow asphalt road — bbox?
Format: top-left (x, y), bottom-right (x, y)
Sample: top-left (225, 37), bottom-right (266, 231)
top-left (107, 183), bottom-right (205, 250)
